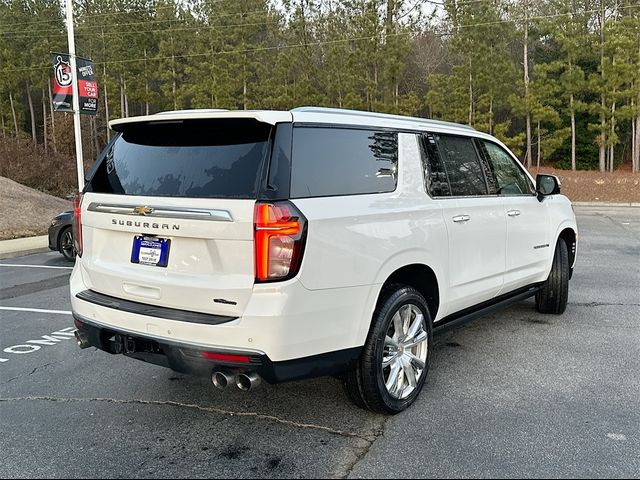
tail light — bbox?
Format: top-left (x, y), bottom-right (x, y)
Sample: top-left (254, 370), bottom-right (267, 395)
top-left (254, 201), bottom-right (307, 282)
top-left (72, 192), bottom-right (83, 257)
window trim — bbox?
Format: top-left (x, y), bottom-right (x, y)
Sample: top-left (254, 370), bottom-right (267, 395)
top-left (289, 123), bottom-right (400, 199)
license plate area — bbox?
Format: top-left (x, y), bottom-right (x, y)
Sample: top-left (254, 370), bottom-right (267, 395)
top-left (131, 236), bottom-right (171, 267)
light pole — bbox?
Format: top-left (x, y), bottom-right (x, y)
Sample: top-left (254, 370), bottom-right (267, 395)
top-left (65, 0), bottom-right (85, 191)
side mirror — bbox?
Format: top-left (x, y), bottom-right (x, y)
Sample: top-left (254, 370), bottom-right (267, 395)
top-left (536, 174), bottom-right (561, 201)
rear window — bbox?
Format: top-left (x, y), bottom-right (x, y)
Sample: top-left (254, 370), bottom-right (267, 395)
top-left (87, 119), bottom-right (272, 199)
top-left (290, 127), bottom-right (398, 198)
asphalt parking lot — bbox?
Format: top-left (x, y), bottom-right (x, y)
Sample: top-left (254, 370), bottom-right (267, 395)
top-left (1, 205), bottom-right (638, 478)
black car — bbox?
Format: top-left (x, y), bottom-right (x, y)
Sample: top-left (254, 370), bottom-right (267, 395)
top-left (48, 211), bottom-right (75, 261)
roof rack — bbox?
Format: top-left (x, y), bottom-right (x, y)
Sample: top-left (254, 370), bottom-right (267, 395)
top-left (291, 106), bottom-right (475, 131)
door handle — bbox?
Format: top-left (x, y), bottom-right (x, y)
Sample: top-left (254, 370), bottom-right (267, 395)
top-left (452, 215), bottom-right (471, 223)
top-left (507, 209), bottom-right (521, 217)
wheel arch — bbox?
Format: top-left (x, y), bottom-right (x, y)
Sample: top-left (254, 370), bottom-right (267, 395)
top-left (378, 263), bottom-right (440, 321)
top-left (557, 227), bottom-right (577, 271)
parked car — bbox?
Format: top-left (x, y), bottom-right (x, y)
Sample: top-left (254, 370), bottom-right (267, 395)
top-left (71, 107), bottom-right (578, 414)
top-left (48, 211), bottom-right (75, 261)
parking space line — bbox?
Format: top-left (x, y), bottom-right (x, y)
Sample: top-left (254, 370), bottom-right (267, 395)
top-left (0, 306), bottom-right (72, 315)
top-left (0, 264), bottom-right (73, 270)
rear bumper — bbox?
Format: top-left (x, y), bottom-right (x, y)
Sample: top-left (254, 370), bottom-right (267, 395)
top-left (73, 314), bottom-right (361, 383)
top-left (70, 259), bottom-right (377, 379)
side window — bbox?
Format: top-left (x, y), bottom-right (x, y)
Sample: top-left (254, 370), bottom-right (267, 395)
top-left (420, 133), bottom-right (451, 196)
top-left (433, 134), bottom-right (488, 196)
top-left (291, 127), bottom-right (398, 198)
top-left (481, 141), bottom-right (534, 196)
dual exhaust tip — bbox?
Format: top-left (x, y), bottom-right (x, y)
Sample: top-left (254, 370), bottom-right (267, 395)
top-left (212, 370), bottom-right (261, 392)
top-left (75, 329), bottom-right (260, 391)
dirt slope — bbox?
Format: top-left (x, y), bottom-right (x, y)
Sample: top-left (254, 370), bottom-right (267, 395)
top-left (0, 176), bottom-right (71, 240)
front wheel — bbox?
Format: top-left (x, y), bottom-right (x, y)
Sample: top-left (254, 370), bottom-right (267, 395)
top-left (343, 285), bottom-right (433, 414)
top-left (535, 239), bottom-right (569, 314)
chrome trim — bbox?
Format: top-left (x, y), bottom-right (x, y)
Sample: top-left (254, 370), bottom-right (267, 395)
top-left (72, 311), bottom-right (266, 356)
top-left (87, 202), bottom-right (233, 222)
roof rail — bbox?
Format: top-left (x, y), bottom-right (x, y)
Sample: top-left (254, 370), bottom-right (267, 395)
top-left (156, 108), bottom-right (229, 115)
top-left (291, 106), bottom-right (475, 131)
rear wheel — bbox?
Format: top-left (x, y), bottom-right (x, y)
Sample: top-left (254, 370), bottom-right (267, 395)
top-left (535, 239), bottom-right (569, 314)
top-left (58, 226), bottom-right (76, 262)
top-left (343, 285), bottom-right (433, 414)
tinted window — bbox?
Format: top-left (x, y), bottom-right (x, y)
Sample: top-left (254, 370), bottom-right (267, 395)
top-left (481, 141), bottom-right (534, 195)
top-left (420, 133), bottom-right (451, 196)
top-left (434, 134), bottom-right (488, 196)
top-left (291, 127), bottom-right (398, 198)
top-left (87, 119), bottom-right (272, 199)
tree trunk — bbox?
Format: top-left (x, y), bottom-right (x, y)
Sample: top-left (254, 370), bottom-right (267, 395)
top-left (48, 77), bottom-right (57, 153)
top-left (9, 92), bottom-right (18, 137)
top-left (599, 0), bottom-right (606, 172)
top-left (570, 94), bottom-right (576, 171)
top-left (124, 76), bottom-right (129, 118)
top-left (170, 33), bottom-right (178, 110)
top-left (42, 89), bottom-right (48, 153)
top-left (91, 115), bottom-right (100, 155)
top-left (633, 115), bottom-right (640, 173)
top-left (26, 82), bottom-right (37, 146)
top-left (88, 116), bottom-right (95, 160)
top-left (243, 57), bottom-right (248, 110)
top-left (609, 100), bottom-right (616, 172)
top-left (524, 0), bottom-right (532, 168)
top-left (103, 64), bottom-right (110, 142)
top-left (632, 116), bottom-right (636, 174)
top-left (489, 96), bottom-right (493, 136)
top-left (537, 120), bottom-right (541, 170)
top-left (144, 48), bottom-right (150, 115)
top-left (120, 75), bottom-right (125, 117)
top-left (468, 63), bottom-right (473, 126)
top-left (101, 29), bottom-right (110, 142)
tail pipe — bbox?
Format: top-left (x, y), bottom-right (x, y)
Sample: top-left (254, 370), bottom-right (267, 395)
top-left (74, 330), bottom-right (90, 349)
top-left (211, 370), bottom-right (235, 390)
top-left (236, 372), bottom-right (261, 392)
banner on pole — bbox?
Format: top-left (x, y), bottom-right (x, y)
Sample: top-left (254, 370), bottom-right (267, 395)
top-left (51, 52), bottom-right (98, 115)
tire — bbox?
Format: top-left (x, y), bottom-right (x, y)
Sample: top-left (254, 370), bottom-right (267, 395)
top-left (58, 226), bottom-right (76, 262)
top-left (343, 284), bottom-right (433, 414)
top-left (535, 239), bottom-right (569, 314)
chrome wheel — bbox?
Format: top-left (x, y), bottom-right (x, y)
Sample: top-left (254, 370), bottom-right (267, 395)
top-left (382, 304), bottom-right (429, 400)
top-left (60, 228), bottom-right (75, 261)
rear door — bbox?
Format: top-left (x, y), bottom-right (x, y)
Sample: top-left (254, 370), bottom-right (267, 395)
top-left (79, 117), bottom-right (283, 318)
top-left (422, 133), bottom-right (506, 314)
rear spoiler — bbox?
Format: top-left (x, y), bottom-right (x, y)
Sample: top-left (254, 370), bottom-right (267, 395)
top-left (109, 110), bottom-right (293, 132)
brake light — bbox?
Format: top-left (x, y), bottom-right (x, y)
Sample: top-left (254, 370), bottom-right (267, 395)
top-left (72, 192), bottom-right (83, 257)
top-left (254, 201), bottom-right (307, 282)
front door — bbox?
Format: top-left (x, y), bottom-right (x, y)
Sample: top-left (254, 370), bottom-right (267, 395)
top-left (477, 140), bottom-right (551, 292)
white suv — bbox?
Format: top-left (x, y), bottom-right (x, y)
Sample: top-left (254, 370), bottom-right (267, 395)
top-left (71, 107), bottom-right (577, 413)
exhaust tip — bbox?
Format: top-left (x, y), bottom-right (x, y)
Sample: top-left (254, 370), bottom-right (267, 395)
top-left (212, 371), bottom-right (233, 390)
top-left (236, 372), bottom-right (261, 392)
top-left (74, 330), bottom-right (90, 349)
